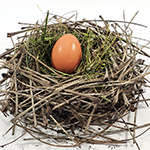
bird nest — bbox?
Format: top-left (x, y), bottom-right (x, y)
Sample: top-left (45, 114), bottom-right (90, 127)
top-left (0, 11), bottom-right (150, 149)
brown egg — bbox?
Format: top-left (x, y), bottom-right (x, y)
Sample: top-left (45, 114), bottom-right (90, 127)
top-left (51, 34), bottom-right (82, 74)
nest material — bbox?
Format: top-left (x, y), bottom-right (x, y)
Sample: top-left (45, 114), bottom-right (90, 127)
top-left (0, 12), bottom-right (150, 148)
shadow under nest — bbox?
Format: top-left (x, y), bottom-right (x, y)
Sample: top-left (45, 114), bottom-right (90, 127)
top-left (0, 13), bottom-right (150, 147)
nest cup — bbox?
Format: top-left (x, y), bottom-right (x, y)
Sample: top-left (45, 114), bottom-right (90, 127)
top-left (0, 11), bottom-right (150, 147)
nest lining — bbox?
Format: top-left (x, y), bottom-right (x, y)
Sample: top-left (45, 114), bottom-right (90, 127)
top-left (0, 12), bottom-right (150, 148)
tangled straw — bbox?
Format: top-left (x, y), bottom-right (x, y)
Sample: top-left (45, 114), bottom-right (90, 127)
top-left (0, 11), bottom-right (150, 149)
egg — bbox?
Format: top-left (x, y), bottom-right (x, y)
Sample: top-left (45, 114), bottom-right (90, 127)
top-left (51, 34), bottom-right (82, 74)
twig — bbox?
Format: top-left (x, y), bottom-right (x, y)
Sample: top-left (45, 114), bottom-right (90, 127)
top-left (30, 78), bottom-right (37, 127)
top-left (49, 115), bottom-right (78, 146)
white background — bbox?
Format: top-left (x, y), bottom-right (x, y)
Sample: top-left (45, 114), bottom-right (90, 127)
top-left (0, 0), bottom-right (150, 150)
